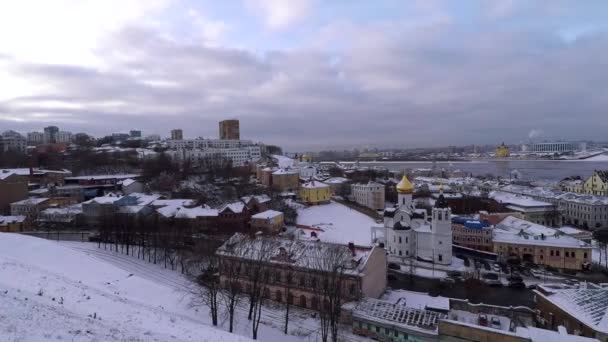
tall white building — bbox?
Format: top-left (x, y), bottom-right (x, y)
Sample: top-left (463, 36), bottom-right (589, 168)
top-left (371, 176), bottom-right (453, 265)
top-left (56, 131), bottom-right (73, 144)
top-left (27, 132), bottom-right (44, 145)
top-left (168, 146), bottom-right (261, 167)
top-left (1, 131), bottom-right (27, 153)
top-left (351, 182), bottom-right (385, 210)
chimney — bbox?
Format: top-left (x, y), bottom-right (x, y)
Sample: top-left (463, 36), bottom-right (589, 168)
top-left (348, 242), bottom-right (356, 256)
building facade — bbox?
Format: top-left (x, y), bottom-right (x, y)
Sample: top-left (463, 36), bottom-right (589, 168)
top-left (452, 217), bottom-right (493, 252)
top-left (584, 170), bottom-right (608, 196)
top-left (27, 131), bottom-right (44, 145)
top-left (219, 119), bottom-right (240, 140)
top-left (44, 126), bottom-right (59, 144)
top-left (521, 141), bottom-right (586, 154)
top-left (217, 234), bottom-right (387, 311)
top-left (56, 131), bottom-right (73, 144)
top-left (299, 181), bottom-right (331, 205)
top-left (271, 169), bottom-right (300, 191)
top-left (351, 182), bottom-right (385, 210)
top-left (250, 210), bottom-right (284, 234)
top-left (0, 172), bottom-right (28, 214)
top-left (1, 131), bottom-right (27, 153)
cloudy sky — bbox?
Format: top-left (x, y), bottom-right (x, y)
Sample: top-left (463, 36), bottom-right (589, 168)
top-left (0, 1), bottom-right (607, 151)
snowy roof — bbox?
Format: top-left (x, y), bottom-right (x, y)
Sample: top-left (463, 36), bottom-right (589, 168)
top-left (0, 171), bottom-right (17, 180)
top-left (496, 216), bottom-right (558, 237)
top-left (353, 298), bottom-right (444, 334)
top-left (271, 155), bottom-right (295, 168)
top-left (217, 233), bottom-right (373, 275)
top-left (150, 199), bottom-right (195, 208)
top-left (381, 289), bottom-right (450, 312)
top-left (0, 215), bottom-right (26, 224)
top-left (516, 326), bottom-right (600, 342)
top-left (219, 202), bottom-right (245, 214)
top-left (66, 174), bottom-right (139, 181)
top-left (128, 193), bottom-right (162, 206)
top-left (251, 210), bottom-right (283, 220)
top-left (301, 180), bottom-right (329, 189)
top-left (296, 201), bottom-right (376, 246)
top-left (490, 191), bottom-right (554, 208)
top-left (84, 194), bottom-right (123, 204)
top-left (324, 177), bottom-right (349, 184)
top-left (175, 206), bottom-right (218, 219)
top-left (117, 205), bottom-right (147, 214)
top-left (11, 197), bottom-right (49, 206)
top-left (493, 230), bottom-right (589, 248)
top-left (272, 168), bottom-right (299, 175)
top-left (241, 194), bottom-right (271, 204)
top-left (538, 288), bottom-right (608, 334)
top-left (501, 185), bottom-right (608, 206)
top-left (40, 204), bottom-right (82, 215)
top-left (121, 178), bottom-right (137, 187)
top-left (558, 226), bottom-right (589, 236)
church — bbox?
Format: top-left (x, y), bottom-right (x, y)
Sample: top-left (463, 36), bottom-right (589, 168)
top-left (371, 175), bottom-right (453, 265)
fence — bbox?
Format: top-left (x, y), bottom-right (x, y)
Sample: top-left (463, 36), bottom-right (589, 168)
top-left (19, 231), bottom-right (94, 242)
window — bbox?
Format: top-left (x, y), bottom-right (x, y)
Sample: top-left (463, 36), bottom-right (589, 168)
top-left (550, 250), bottom-right (554, 256)
top-left (584, 252), bottom-right (588, 259)
top-left (556, 250), bottom-right (560, 257)
top-left (399, 237), bottom-right (402, 243)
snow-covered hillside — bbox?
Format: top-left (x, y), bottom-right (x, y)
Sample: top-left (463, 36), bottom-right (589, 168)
top-left (0, 233), bottom-right (251, 341)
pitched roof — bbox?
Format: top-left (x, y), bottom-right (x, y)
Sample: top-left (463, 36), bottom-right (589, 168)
top-left (540, 288), bottom-right (608, 334)
top-left (596, 170), bottom-right (608, 183)
top-left (251, 210), bottom-right (283, 220)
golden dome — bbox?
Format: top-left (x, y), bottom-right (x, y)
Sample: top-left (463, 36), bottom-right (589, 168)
top-left (396, 175), bottom-right (414, 194)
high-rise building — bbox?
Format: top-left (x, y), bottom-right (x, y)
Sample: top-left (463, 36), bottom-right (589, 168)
top-left (171, 129), bottom-right (183, 140)
top-left (27, 132), bottom-right (44, 145)
top-left (219, 120), bottom-right (240, 140)
top-left (43, 126), bottom-right (59, 144)
top-left (130, 130), bottom-right (142, 138)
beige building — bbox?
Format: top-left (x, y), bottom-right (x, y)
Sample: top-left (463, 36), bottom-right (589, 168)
top-left (493, 216), bottom-right (591, 270)
top-left (219, 119), bottom-right (240, 140)
top-left (299, 181), bottom-right (331, 205)
top-left (271, 169), bottom-right (300, 192)
top-left (250, 210), bottom-right (284, 234)
top-left (584, 170), bottom-right (608, 196)
top-left (0, 215), bottom-right (26, 232)
top-left (351, 182), bottom-right (385, 210)
top-left (0, 172), bottom-right (28, 214)
top-left (217, 234), bottom-right (387, 311)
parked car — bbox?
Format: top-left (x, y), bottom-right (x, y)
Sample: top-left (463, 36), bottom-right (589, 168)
top-left (447, 270), bottom-right (463, 277)
top-left (490, 317), bottom-right (501, 329)
top-left (481, 272), bottom-right (502, 286)
top-left (507, 274), bottom-right (523, 283)
top-left (492, 263), bottom-right (501, 272)
top-left (478, 314), bottom-right (488, 326)
top-left (388, 262), bottom-right (401, 270)
top-left (387, 274), bottom-right (397, 281)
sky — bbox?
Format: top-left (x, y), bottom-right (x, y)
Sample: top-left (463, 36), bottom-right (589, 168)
top-left (0, 0), bottom-right (607, 151)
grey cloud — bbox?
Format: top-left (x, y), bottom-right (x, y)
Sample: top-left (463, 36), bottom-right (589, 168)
top-left (1, 24), bottom-right (608, 150)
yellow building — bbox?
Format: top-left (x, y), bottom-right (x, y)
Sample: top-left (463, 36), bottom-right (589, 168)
top-left (250, 210), bottom-right (284, 234)
top-left (299, 181), bottom-right (331, 205)
top-left (298, 154), bottom-right (313, 163)
top-left (495, 142), bottom-right (510, 158)
top-left (583, 170), bottom-right (608, 196)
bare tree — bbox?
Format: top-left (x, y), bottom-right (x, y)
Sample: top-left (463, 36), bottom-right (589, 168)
top-left (312, 244), bottom-right (351, 342)
top-left (246, 237), bottom-right (278, 340)
top-left (190, 243), bottom-right (221, 326)
top-left (218, 242), bottom-right (245, 333)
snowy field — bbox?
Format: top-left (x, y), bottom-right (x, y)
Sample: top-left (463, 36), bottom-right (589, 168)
top-left (296, 201), bottom-right (377, 246)
top-left (0, 233), bottom-right (366, 342)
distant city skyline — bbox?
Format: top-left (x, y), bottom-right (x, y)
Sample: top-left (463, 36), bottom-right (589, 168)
top-left (1, 1), bottom-right (607, 150)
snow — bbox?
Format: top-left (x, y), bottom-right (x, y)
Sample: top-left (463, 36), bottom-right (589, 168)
top-left (494, 216), bottom-right (590, 248)
top-left (0, 216), bottom-right (26, 224)
top-left (516, 326), bottom-right (600, 342)
top-left (300, 181), bottom-right (328, 189)
top-left (323, 177), bottom-right (349, 184)
top-left (251, 210), bottom-right (283, 219)
top-left (121, 178), bottom-right (137, 186)
top-left (83, 194), bottom-right (123, 204)
top-left (583, 153), bottom-right (608, 161)
top-left (448, 309), bottom-right (511, 332)
top-left (0, 233), bottom-right (251, 341)
top-left (175, 206), bottom-right (219, 218)
top-left (128, 192), bottom-right (162, 205)
top-left (66, 174), bottom-right (139, 181)
top-left (220, 202), bottom-right (245, 214)
top-left (296, 201), bottom-right (376, 246)
top-left (10, 197), bottom-right (49, 206)
top-left (490, 191), bottom-right (553, 208)
top-left (271, 155), bottom-right (295, 169)
top-left (381, 289), bottom-right (450, 311)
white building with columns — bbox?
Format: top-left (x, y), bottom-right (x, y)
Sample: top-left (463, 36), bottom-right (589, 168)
top-left (371, 175), bottom-right (453, 265)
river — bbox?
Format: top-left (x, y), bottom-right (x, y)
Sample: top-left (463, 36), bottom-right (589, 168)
top-left (342, 160), bottom-right (608, 181)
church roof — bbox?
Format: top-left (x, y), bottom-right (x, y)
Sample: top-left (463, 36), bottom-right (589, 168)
top-left (396, 175), bottom-right (414, 194)
top-left (394, 221), bottom-right (411, 231)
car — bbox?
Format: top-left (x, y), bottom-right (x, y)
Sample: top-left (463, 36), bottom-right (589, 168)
top-left (481, 272), bottom-right (502, 286)
top-left (441, 277), bottom-right (456, 284)
top-left (388, 262), bottom-right (401, 270)
top-left (478, 314), bottom-right (488, 326)
top-left (447, 270), bottom-right (463, 277)
top-left (490, 317), bottom-right (501, 329)
top-left (508, 281), bottom-right (526, 289)
top-left (527, 284), bottom-right (537, 290)
top-left (492, 263), bottom-right (501, 272)
top-left (387, 274), bottom-right (397, 281)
